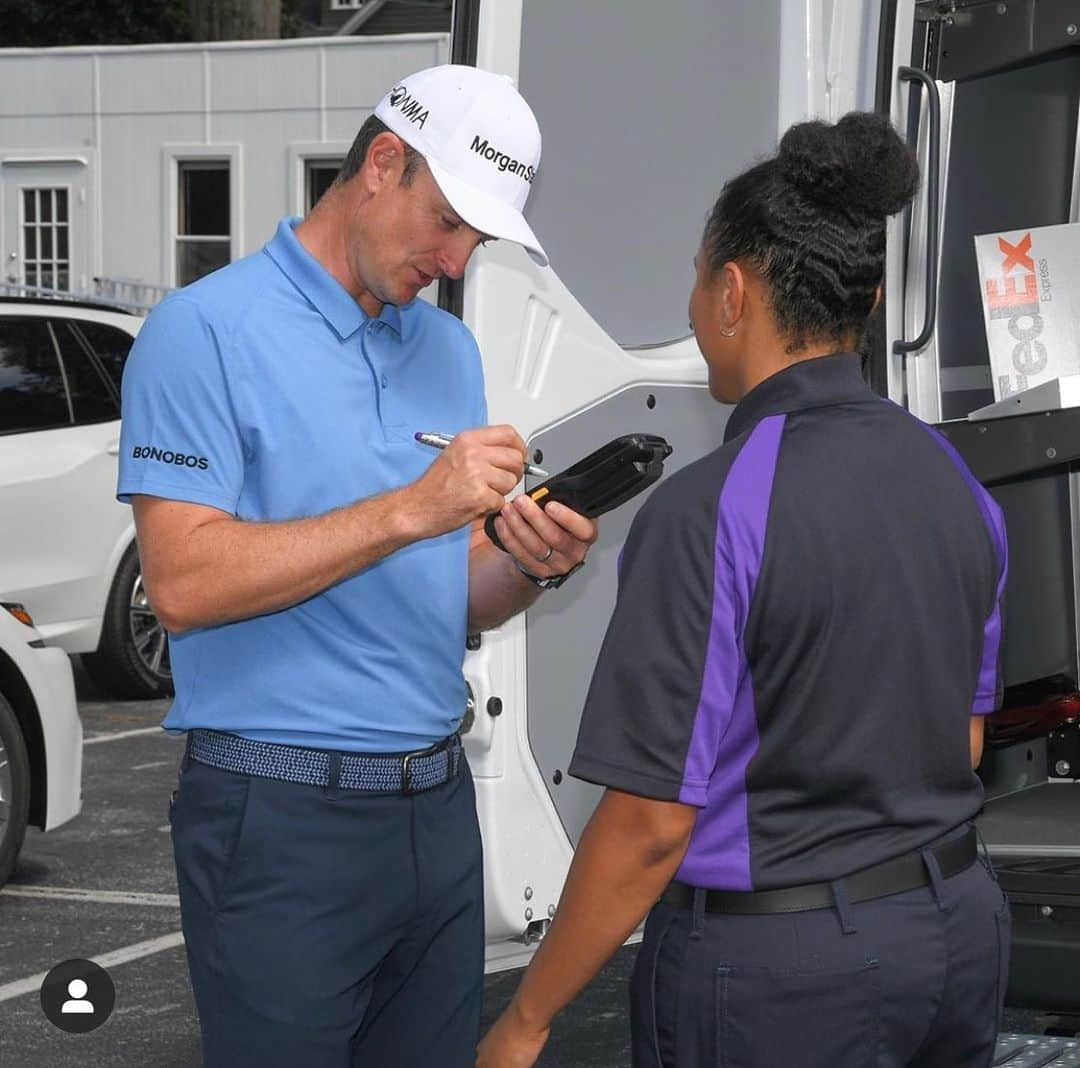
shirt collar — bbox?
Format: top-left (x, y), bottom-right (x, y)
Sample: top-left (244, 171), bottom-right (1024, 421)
top-left (724, 352), bottom-right (875, 442)
top-left (263, 216), bottom-right (404, 340)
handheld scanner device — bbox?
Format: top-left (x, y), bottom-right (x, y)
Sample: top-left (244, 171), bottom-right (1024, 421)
top-left (485, 433), bottom-right (673, 552)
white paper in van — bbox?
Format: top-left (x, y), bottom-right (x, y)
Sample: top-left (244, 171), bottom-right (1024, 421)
top-left (974, 222), bottom-right (1080, 401)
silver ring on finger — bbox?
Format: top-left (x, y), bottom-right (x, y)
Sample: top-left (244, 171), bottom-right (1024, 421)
top-left (536, 545), bottom-right (554, 563)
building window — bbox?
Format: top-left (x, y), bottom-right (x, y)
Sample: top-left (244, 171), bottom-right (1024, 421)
top-left (23, 188), bottom-right (70, 291)
top-left (176, 161), bottom-right (230, 287)
top-left (305, 160), bottom-right (343, 212)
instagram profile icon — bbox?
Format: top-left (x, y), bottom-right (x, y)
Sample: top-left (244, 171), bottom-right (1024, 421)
top-left (40, 959), bottom-right (116, 1034)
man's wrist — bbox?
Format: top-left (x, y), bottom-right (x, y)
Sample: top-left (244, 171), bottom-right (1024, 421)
top-left (514, 558), bottom-right (583, 589)
top-left (387, 483), bottom-right (433, 544)
top-left (514, 558), bottom-right (543, 582)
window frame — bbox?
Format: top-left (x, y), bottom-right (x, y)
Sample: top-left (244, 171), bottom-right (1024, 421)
top-left (49, 319), bottom-right (121, 426)
top-left (287, 142), bottom-right (352, 218)
top-left (304, 158), bottom-right (344, 214)
top-left (160, 144), bottom-right (242, 288)
top-left (68, 318), bottom-right (134, 398)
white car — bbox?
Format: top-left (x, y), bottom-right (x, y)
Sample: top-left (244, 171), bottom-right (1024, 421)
top-left (0, 602), bottom-right (81, 886)
top-left (0, 297), bottom-right (170, 699)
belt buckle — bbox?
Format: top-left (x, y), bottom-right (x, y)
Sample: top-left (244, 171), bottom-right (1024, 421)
top-left (400, 740), bottom-right (438, 795)
top-left (400, 736), bottom-right (455, 796)
top-left (401, 750), bottom-right (419, 796)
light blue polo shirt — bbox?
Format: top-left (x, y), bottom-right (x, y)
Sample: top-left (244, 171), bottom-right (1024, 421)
top-left (118, 217), bottom-right (487, 752)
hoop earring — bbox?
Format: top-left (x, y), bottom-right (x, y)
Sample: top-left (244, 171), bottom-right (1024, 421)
top-left (719, 326), bottom-right (737, 337)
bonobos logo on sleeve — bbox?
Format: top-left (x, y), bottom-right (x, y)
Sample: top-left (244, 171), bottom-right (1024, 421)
top-left (132, 445), bottom-right (210, 470)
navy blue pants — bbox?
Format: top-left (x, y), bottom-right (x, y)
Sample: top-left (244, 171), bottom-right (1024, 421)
top-left (630, 852), bottom-right (1009, 1068)
top-left (169, 750), bottom-right (484, 1067)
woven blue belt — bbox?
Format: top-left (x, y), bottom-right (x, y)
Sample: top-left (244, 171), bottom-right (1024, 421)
top-left (187, 729), bottom-right (463, 795)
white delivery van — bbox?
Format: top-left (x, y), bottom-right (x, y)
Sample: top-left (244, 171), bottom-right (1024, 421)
top-left (455, 0), bottom-right (1080, 1027)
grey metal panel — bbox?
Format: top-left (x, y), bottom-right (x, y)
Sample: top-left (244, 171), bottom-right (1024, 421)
top-left (981, 736), bottom-right (1050, 801)
top-left (516, 0), bottom-right (782, 349)
top-left (322, 36), bottom-right (448, 107)
top-left (979, 781), bottom-right (1080, 856)
top-left (928, 0), bottom-right (1080, 84)
top-left (989, 472), bottom-right (1078, 688)
top-left (99, 51), bottom-right (208, 115)
top-left (209, 48), bottom-right (322, 112)
top-left (0, 55), bottom-right (96, 118)
top-left (525, 384), bottom-right (730, 846)
top-left (937, 53), bottom-right (1080, 420)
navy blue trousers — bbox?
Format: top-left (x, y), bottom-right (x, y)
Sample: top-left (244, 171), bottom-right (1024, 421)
top-left (630, 852), bottom-right (1009, 1068)
top-left (169, 750), bottom-right (484, 1067)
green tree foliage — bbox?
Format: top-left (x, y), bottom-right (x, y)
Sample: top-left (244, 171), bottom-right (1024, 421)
top-left (0, 0), bottom-right (193, 47)
top-left (189, 0), bottom-right (282, 42)
top-left (0, 0), bottom-right (309, 47)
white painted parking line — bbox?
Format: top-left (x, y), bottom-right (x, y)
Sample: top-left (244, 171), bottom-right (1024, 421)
top-left (84, 726), bottom-right (168, 745)
top-left (1, 886), bottom-right (180, 908)
top-left (132, 760), bottom-right (171, 770)
top-left (0, 930), bottom-right (185, 1003)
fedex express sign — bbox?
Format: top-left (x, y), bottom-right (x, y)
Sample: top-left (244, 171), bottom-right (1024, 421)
top-left (982, 232), bottom-right (1050, 395)
top-left (973, 223), bottom-right (1080, 401)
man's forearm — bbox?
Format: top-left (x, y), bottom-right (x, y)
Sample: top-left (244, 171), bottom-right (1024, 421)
top-left (467, 532), bottom-right (544, 632)
top-left (509, 791), bottom-right (694, 1032)
top-left (137, 485), bottom-right (427, 633)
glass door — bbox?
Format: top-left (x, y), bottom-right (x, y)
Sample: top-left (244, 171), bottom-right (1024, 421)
top-left (21, 186), bottom-right (71, 292)
top-left (2, 161), bottom-right (88, 297)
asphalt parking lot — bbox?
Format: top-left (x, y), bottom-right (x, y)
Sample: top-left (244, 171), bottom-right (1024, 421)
top-left (0, 667), bottom-right (1060, 1068)
top-left (0, 667), bottom-right (637, 1068)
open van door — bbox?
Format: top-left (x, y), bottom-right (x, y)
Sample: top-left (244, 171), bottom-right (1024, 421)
top-left (450, 0), bottom-right (885, 970)
top-left (878, 0), bottom-right (1080, 1018)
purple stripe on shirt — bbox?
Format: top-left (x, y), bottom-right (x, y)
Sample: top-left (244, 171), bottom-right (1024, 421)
top-left (676, 414), bottom-right (786, 890)
top-left (920, 420), bottom-right (1009, 714)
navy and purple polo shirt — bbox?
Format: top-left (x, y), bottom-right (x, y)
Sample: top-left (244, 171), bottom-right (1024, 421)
top-left (568, 352), bottom-right (1007, 891)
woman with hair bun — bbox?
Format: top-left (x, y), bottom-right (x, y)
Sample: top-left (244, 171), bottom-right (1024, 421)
top-left (479, 113), bottom-right (1008, 1068)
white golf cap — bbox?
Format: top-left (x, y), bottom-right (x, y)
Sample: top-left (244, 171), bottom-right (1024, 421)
top-left (374, 64), bottom-right (548, 267)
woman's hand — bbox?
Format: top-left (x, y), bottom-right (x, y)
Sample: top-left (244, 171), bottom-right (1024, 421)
top-left (476, 1002), bottom-right (551, 1068)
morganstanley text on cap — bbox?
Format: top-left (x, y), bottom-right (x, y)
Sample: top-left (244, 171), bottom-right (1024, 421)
top-left (374, 64), bottom-right (548, 267)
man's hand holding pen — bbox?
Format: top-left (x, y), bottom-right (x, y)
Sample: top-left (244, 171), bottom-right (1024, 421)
top-left (409, 426), bottom-right (596, 584)
top-left (408, 425), bottom-right (529, 535)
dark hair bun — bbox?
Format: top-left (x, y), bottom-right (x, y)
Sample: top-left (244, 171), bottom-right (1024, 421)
top-left (778, 112), bottom-right (918, 218)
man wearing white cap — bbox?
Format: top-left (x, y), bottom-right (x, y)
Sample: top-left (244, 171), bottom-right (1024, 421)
top-left (117, 64), bottom-right (595, 1066)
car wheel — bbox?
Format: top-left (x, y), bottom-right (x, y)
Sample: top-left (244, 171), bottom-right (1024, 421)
top-left (82, 544), bottom-right (174, 700)
top-left (0, 691), bottom-right (31, 888)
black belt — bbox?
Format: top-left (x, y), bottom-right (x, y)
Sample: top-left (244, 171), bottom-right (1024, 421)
top-left (661, 827), bottom-right (977, 915)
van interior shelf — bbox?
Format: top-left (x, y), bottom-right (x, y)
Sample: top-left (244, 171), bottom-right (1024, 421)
top-left (936, 407), bottom-right (1080, 485)
top-left (970, 379), bottom-right (1080, 423)
top-left (980, 782), bottom-right (1080, 858)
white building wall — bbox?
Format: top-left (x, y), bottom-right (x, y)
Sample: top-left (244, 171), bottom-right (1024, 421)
top-left (0, 34), bottom-right (449, 298)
